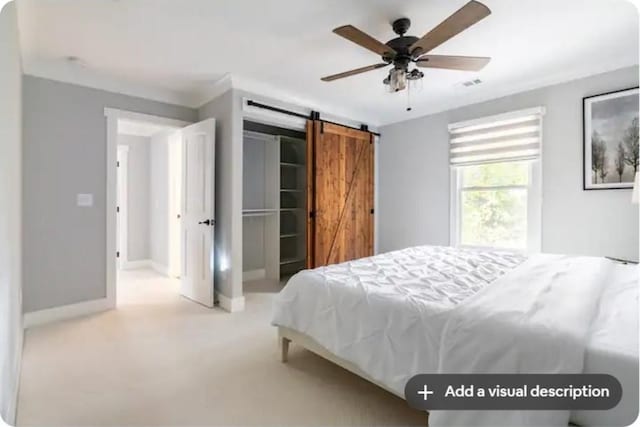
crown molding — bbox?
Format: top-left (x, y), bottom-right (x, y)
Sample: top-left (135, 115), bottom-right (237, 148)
top-left (190, 73), bottom-right (234, 108)
top-left (23, 58), bottom-right (196, 107)
top-left (22, 55), bottom-right (637, 129)
top-left (21, 58), bottom-right (382, 127)
top-left (196, 73), bottom-right (381, 128)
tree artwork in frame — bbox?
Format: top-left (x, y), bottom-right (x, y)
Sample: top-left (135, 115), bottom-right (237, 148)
top-left (584, 87), bottom-right (639, 190)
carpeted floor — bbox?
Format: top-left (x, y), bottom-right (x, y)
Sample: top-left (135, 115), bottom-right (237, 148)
top-left (17, 269), bottom-right (426, 426)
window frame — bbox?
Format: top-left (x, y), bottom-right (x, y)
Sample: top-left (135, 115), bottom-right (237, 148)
top-left (450, 159), bottom-right (542, 254)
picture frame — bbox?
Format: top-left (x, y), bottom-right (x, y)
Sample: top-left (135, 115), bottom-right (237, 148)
top-left (583, 87), bottom-right (639, 190)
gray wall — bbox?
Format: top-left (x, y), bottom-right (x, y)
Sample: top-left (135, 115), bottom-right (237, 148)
top-left (149, 131), bottom-right (171, 269)
top-left (0, 2), bottom-right (23, 424)
top-left (22, 76), bottom-right (197, 313)
top-left (379, 66), bottom-right (639, 261)
top-left (198, 89), bottom-right (243, 300)
top-left (118, 134), bottom-right (150, 262)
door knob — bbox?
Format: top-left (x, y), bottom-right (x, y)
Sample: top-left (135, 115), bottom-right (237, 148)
top-left (198, 219), bottom-right (215, 226)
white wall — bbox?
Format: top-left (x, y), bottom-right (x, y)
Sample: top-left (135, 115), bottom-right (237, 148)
top-left (379, 66), bottom-right (639, 261)
top-left (0, 2), bottom-right (23, 424)
top-left (118, 134), bottom-right (151, 262)
top-left (149, 132), bottom-right (171, 271)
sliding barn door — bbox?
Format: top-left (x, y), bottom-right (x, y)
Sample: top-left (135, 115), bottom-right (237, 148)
top-left (307, 121), bottom-right (374, 268)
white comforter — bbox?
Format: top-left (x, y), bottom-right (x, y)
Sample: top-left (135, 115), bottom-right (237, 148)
top-left (272, 246), bottom-right (526, 394)
top-left (430, 254), bottom-right (611, 427)
top-left (271, 246), bottom-right (633, 427)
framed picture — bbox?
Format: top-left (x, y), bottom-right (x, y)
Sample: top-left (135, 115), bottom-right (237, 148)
top-left (583, 87), bottom-right (639, 190)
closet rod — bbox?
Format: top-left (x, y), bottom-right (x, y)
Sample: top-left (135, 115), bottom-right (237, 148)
top-left (246, 99), bottom-right (380, 137)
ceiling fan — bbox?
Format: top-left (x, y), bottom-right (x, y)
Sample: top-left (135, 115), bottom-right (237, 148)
top-left (321, 0), bottom-right (492, 95)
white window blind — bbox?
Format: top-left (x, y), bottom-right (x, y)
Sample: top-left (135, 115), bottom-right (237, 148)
top-left (449, 107), bottom-right (545, 166)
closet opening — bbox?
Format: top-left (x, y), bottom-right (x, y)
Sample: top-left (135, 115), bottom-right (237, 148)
top-left (242, 120), bottom-right (308, 294)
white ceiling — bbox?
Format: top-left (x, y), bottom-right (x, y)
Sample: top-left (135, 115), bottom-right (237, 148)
top-left (17, 0), bottom-right (639, 126)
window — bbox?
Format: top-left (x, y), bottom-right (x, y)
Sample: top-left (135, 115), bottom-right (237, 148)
top-left (450, 108), bottom-right (544, 253)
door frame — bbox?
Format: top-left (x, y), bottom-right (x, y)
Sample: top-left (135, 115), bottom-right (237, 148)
top-left (116, 145), bottom-right (129, 269)
top-left (105, 108), bottom-right (191, 308)
top-left (167, 132), bottom-right (184, 278)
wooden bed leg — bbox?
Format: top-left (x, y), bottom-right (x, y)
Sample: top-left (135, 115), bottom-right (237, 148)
top-left (281, 337), bottom-right (291, 363)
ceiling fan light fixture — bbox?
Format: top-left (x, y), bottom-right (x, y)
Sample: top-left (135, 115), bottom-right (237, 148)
top-left (389, 68), bottom-right (407, 92)
top-left (407, 69), bottom-right (424, 80)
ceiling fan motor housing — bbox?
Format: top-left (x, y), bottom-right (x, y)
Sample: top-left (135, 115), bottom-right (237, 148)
top-left (385, 19), bottom-right (420, 68)
top-left (384, 37), bottom-right (419, 68)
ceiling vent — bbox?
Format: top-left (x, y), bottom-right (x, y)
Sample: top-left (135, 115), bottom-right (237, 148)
top-left (461, 78), bottom-right (483, 87)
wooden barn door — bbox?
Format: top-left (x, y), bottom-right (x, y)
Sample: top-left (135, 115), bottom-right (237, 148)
top-left (307, 121), bottom-right (374, 268)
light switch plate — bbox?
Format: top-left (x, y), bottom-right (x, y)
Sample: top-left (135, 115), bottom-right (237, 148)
top-left (77, 193), bottom-right (93, 207)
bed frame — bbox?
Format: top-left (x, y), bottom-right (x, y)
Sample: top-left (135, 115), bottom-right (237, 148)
top-left (278, 326), bottom-right (589, 426)
top-left (278, 326), bottom-right (404, 399)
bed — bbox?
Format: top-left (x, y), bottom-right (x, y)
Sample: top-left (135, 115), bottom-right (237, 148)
top-left (271, 245), bottom-right (638, 427)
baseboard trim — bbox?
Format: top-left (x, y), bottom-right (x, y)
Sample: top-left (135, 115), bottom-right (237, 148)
top-left (5, 319), bottom-right (23, 426)
top-left (243, 268), bottom-right (266, 281)
top-left (24, 298), bottom-right (111, 329)
top-left (215, 292), bottom-right (245, 313)
top-left (122, 259), bottom-right (152, 270)
top-left (151, 261), bottom-right (170, 277)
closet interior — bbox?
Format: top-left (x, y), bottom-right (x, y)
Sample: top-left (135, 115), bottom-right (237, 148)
top-left (242, 121), bottom-right (307, 289)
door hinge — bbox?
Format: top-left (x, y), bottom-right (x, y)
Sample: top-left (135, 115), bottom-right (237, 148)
top-left (370, 208), bottom-right (374, 214)
top-left (309, 210), bottom-right (315, 219)
top-left (116, 251), bottom-right (120, 258)
top-left (117, 161), bottom-right (120, 167)
top-left (116, 206), bottom-right (120, 213)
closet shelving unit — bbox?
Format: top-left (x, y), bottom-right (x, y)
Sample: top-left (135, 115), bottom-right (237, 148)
top-left (242, 126), bottom-right (307, 286)
top-left (279, 136), bottom-right (306, 277)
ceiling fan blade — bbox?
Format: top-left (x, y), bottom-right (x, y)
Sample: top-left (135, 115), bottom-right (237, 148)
top-left (416, 55), bottom-right (490, 71)
top-left (321, 63), bottom-right (389, 82)
top-left (333, 25), bottom-right (397, 57)
top-left (410, 1), bottom-right (491, 57)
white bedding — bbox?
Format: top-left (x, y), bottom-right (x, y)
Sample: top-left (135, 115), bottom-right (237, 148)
top-left (271, 245), bottom-right (638, 426)
top-left (430, 254), bottom-right (611, 427)
top-left (577, 262), bottom-right (639, 427)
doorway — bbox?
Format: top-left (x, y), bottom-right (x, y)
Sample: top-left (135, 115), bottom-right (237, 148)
top-left (115, 118), bottom-right (185, 304)
top-left (106, 109), bottom-right (217, 309)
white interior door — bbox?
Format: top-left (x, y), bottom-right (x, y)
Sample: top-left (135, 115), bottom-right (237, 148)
top-left (180, 119), bottom-right (215, 307)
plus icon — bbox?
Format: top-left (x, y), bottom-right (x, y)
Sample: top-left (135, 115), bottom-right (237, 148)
top-left (418, 385), bottom-right (434, 401)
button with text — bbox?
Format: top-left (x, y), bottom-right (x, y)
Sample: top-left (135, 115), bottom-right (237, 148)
top-left (405, 374), bottom-right (622, 411)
